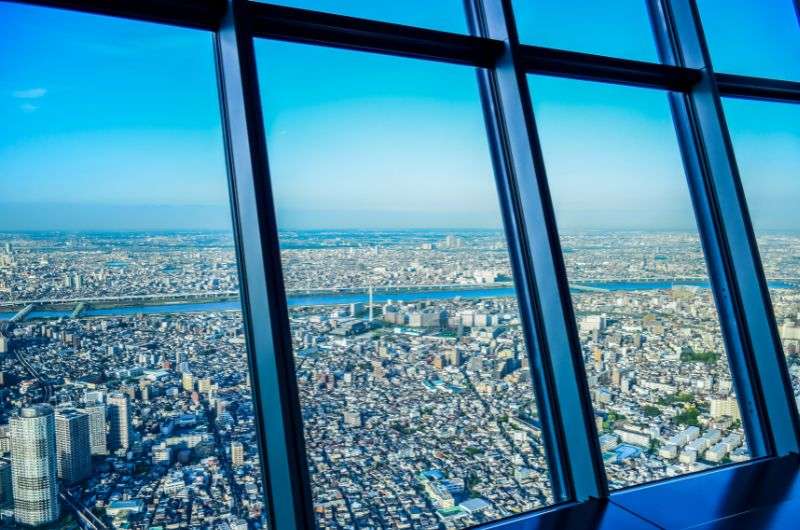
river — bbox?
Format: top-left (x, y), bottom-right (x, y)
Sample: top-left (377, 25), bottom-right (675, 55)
top-left (1, 280), bottom-right (796, 321)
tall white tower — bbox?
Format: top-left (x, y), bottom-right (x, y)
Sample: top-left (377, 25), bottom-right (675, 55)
top-left (368, 285), bottom-right (374, 322)
top-left (10, 404), bottom-right (60, 526)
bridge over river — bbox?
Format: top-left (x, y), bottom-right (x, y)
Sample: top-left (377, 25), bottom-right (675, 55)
top-left (1, 278), bottom-right (798, 322)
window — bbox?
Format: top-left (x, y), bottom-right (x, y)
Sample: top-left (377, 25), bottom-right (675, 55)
top-left (512, 0), bottom-right (659, 61)
top-left (529, 76), bottom-right (749, 489)
top-left (2, 0), bottom-right (799, 528)
top-left (697, 0), bottom-right (800, 80)
top-left (256, 40), bottom-right (554, 527)
top-left (0, 4), bottom-right (266, 528)
top-left (723, 97), bottom-right (800, 405)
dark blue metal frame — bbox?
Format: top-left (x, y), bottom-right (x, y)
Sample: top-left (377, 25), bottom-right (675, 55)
top-left (214, 1), bottom-right (315, 528)
top-left (2, 0), bottom-right (800, 527)
top-left (6, 0), bottom-right (225, 29)
top-left (716, 73), bottom-right (800, 103)
top-left (466, 0), bottom-right (607, 503)
top-left (648, 0), bottom-right (800, 458)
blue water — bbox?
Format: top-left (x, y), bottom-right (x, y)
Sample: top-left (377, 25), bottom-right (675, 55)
top-left (1, 280), bottom-right (796, 321)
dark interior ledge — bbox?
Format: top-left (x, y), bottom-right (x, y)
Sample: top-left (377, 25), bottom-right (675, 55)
top-left (612, 454), bottom-right (800, 529)
top-left (475, 497), bottom-right (658, 530)
top-left (477, 455), bottom-right (800, 530)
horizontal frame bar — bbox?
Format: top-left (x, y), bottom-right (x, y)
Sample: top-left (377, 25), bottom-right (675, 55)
top-left (716, 73), bottom-right (800, 103)
top-left (247, 2), bottom-right (504, 66)
top-left (9, 0), bottom-right (800, 107)
top-left (6, 0), bottom-right (225, 30)
top-left (520, 44), bottom-right (702, 91)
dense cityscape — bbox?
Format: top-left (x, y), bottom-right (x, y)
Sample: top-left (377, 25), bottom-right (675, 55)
top-left (0, 229), bottom-right (799, 529)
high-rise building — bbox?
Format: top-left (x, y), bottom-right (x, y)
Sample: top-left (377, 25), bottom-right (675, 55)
top-left (197, 377), bottom-right (213, 394)
top-left (54, 408), bottom-right (91, 484)
top-left (107, 392), bottom-right (131, 452)
top-left (0, 425), bottom-right (10, 454)
top-left (0, 461), bottom-right (12, 509)
top-left (83, 404), bottom-right (108, 456)
top-left (82, 390), bottom-right (105, 405)
top-left (119, 385), bottom-right (136, 401)
top-left (230, 441), bottom-right (244, 467)
top-left (368, 285), bottom-right (374, 322)
top-left (10, 405), bottom-right (60, 526)
top-left (182, 372), bottom-right (194, 392)
top-left (710, 397), bottom-right (742, 422)
top-left (580, 314), bottom-right (607, 334)
top-left (447, 349), bottom-right (463, 367)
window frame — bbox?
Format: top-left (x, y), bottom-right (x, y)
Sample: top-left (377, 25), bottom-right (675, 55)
top-left (3, 0), bottom-right (800, 528)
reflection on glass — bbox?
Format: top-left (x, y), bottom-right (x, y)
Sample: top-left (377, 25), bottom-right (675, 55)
top-left (255, 0), bottom-right (467, 34)
top-left (529, 76), bottom-right (749, 489)
top-left (697, 0), bottom-right (800, 80)
top-left (257, 40), bottom-right (553, 527)
top-left (512, 0), bottom-right (658, 62)
top-left (0, 4), bottom-right (266, 528)
top-left (723, 98), bottom-right (800, 406)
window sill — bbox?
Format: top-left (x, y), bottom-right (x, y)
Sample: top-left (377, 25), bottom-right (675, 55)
top-left (478, 454), bottom-right (800, 529)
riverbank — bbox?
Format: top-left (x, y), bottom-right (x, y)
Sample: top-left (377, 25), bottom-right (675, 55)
top-left (1, 280), bottom-right (796, 321)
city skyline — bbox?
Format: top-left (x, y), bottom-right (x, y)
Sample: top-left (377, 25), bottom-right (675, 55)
top-left (0, 1), bottom-right (797, 528)
top-left (1, 227), bottom-right (785, 527)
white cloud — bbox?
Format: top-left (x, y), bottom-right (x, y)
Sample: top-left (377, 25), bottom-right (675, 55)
top-left (13, 88), bottom-right (47, 99)
top-left (19, 103), bottom-right (38, 113)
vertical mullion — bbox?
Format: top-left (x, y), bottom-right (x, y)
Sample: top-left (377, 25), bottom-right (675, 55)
top-left (467, 0), bottom-right (608, 502)
top-left (214, 0), bottom-right (315, 528)
top-left (649, 0), bottom-right (800, 457)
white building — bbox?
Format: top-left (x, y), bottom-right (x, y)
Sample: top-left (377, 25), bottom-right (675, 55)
top-left (580, 314), bottom-right (607, 334)
top-left (10, 405), bottom-right (60, 526)
top-left (710, 397), bottom-right (741, 421)
top-left (230, 441), bottom-right (244, 467)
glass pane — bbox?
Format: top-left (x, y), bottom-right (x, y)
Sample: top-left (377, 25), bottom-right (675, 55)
top-left (256, 40), bottom-right (554, 526)
top-left (0, 4), bottom-right (267, 528)
top-left (529, 76), bottom-right (749, 489)
top-left (723, 98), bottom-right (800, 406)
top-left (255, 0), bottom-right (467, 34)
top-left (697, 0), bottom-right (800, 80)
top-left (512, 0), bottom-right (659, 62)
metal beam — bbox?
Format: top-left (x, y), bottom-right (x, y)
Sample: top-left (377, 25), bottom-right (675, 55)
top-left (468, 0), bottom-right (608, 502)
top-left (519, 44), bottom-right (701, 91)
top-left (716, 73), bottom-right (800, 103)
top-left (6, 0), bottom-right (224, 30)
top-left (214, 0), bottom-right (315, 528)
top-left (649, 0), bottom-right (800, 458)
top-left (9, 0), bottom-right (799, 108)
top-left (247, 1), bottom-right (504, 67)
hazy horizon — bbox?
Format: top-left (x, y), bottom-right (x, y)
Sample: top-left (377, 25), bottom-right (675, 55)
top-left (1, 2), bottom-right (797, 234)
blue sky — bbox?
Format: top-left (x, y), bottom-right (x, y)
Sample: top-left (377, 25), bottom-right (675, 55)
top-left (724, 98), bottom-right (800, 231)
top-left (0, 1), bottom-right (797, 231)
top-left (529, 76), bottom-right (696, 231)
